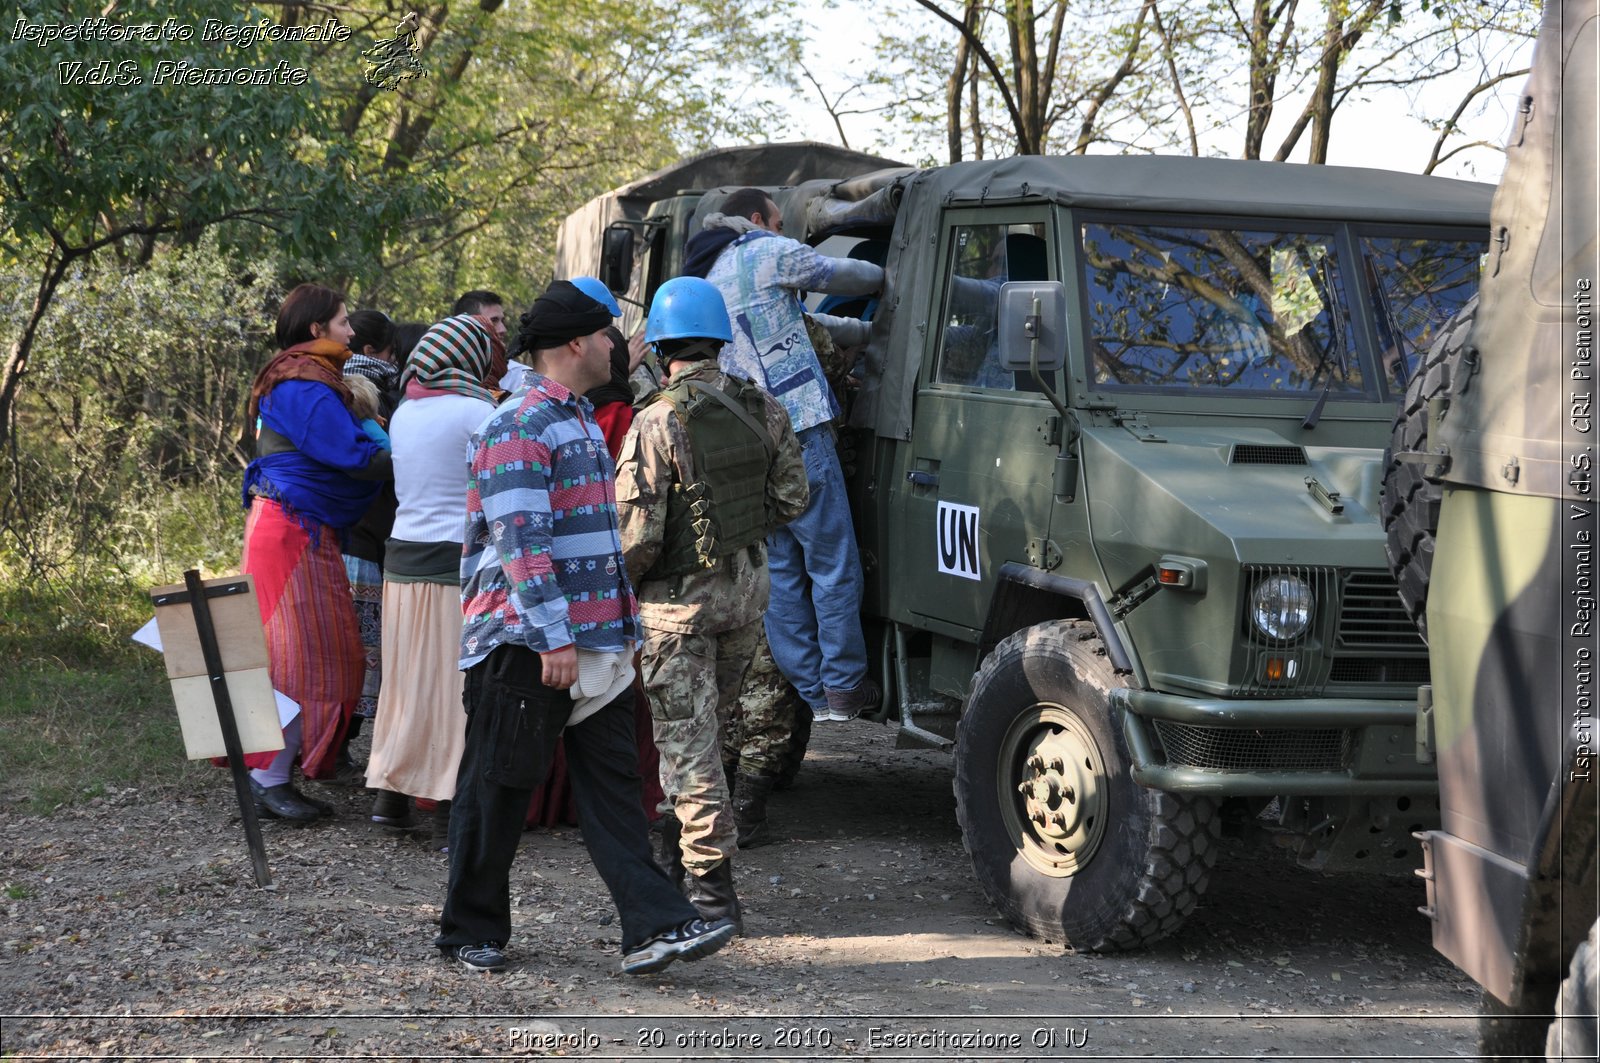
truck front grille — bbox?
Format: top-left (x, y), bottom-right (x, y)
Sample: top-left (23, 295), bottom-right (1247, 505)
top-left (1336, 571), bottom-right (1426, 651)
top-left (1152, 722), bottom-right (1352, 771)
top-left (1328, 657), bottom-right (1431, 684)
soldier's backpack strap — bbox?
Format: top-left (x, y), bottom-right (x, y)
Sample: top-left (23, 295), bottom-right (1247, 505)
top-left (683, 378), bottom-right (775, 463)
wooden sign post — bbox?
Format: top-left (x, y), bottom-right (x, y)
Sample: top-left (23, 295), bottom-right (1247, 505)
top-left (150, 570), bottom-right (281, 888)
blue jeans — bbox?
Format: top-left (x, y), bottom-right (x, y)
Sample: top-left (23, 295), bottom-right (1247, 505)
top-left (763, 424), bottom-right (868, 710)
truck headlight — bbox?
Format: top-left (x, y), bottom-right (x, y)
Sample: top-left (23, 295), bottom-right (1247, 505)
top-left (1250, 575), bottom-right (1313, 641)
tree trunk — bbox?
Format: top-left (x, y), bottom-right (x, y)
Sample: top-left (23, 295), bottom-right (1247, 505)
top-left (0, 253), bottom-right (74, 453)
top-left (1244, 0), bottom-right (1298, 160)
top-left (947, 1), bottom-right (979, 162)
top-left (1008, 0), bottom-right (1043, 153)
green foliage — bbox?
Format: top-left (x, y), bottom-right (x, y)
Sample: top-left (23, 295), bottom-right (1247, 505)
top-left (0, 235), bottom-right (268, 593)
top-left (0, 649), bottom-right (204, 815)
top-left (332, 0), bottom-right (801, 317)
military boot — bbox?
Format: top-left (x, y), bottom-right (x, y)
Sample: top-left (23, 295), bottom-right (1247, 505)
top-left (685, 858), bottom-right (743, 936)
top-left (732, 771), bottom-right (778, 849)
top-left (654, 815), bottom-right (686, 892)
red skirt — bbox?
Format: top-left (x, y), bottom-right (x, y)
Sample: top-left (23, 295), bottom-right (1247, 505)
top-left (239, 498), bottom-right (363, 777)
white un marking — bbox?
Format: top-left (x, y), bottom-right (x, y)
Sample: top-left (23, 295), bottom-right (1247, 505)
top-left (936, 501), bottom-right (981, 581)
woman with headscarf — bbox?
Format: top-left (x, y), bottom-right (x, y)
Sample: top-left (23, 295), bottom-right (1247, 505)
top-left (241, 283), bottom-right (394, 823)
top-left (366, 313), bottom-right (505, 847)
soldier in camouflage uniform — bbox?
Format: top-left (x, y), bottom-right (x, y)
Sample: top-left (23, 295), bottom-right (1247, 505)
top-left (722, 630), bottom-right (805, 846)
top-left (616, 277), bottom-right (808, 934)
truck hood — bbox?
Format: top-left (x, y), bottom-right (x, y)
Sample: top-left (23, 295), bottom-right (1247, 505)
top-left (1079, 424), bottom-right (1387, 579)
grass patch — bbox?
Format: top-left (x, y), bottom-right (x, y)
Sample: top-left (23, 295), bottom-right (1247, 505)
top-left (0, 656), bottom-right (211, 815)
top-left (0, 575), bottom-right (216, 814)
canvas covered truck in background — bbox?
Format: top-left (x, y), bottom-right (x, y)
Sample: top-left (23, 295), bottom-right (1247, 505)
top-left (572, 150), bottom-right (1494, 951)
top-left (553, 140), bottom-right (904, 335)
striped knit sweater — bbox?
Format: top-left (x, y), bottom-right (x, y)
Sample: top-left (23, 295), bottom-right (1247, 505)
top-left (459, 372), bottom-right (639, 668)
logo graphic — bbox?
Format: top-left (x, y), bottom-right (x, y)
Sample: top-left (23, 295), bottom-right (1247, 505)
top-left (362, 11), bottom-right (426, 90)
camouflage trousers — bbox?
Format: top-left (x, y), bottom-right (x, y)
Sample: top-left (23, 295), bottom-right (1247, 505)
top-left (639, 622), bottom-right (759, 872)
top-left (724, 628), bottom-right (802, 777)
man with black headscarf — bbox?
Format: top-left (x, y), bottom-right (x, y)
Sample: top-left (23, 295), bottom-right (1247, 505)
top-left (437, 280), bottom-right (736, 977)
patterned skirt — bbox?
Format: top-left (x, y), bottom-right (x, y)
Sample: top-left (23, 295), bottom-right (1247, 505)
top-left (342, 555), bottom-right (384, 718)
top-left (240, 498), bottom-right (363, 777)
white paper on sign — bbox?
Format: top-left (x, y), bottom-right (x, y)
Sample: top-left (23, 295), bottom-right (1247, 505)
top-left (131, 616), bottom-right (162, 652)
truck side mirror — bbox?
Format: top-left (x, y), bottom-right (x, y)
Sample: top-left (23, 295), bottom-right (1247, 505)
top-left (998, 280), bottom-right (1067, 373)
top-left (600, 225), bottom-right (635, 294)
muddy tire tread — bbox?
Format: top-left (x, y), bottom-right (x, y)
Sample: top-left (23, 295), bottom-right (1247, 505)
top-left (954, 620), bottom-right (1220, 953)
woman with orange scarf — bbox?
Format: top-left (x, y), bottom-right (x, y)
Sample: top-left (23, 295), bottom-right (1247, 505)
top-left (241, 283), bottom-right (394, 823)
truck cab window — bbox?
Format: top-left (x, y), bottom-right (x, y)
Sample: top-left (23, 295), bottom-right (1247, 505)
top-left (935, 223), bottom-right (1051, 391)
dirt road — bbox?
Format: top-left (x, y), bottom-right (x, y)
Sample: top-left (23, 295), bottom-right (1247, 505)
top-left (0, 720), bottom-right (1479, 1060)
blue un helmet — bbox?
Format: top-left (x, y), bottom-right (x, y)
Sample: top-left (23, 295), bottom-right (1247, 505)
top-left (645, 277), bottom-right (733, 344)
top-left (569, 275), bottom-right (622, 317)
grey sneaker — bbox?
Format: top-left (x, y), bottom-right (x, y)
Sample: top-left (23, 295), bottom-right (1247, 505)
top-left (823, 678), bottom-right (881, 722)
top-left (621, 917), bottom-right (736, 975)
top-left (442, 942), bottom-right (505, 972)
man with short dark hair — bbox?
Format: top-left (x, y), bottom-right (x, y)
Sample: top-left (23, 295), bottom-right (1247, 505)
top-left (451, 289), bottom-right (508, 343)
top-left (437, 279), bottom-right (735, 977)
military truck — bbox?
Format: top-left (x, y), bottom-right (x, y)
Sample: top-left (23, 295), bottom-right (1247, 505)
top-left (581, 151), bottom-right (1493, 950)
top-left (1380, 0), bottom-right (1597, 1056)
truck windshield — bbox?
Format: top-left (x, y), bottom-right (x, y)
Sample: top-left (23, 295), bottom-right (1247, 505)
top-left (1082, 222), bottom-right (1362, 396)
top-left (1358, 235), bottom-right (1485, 389)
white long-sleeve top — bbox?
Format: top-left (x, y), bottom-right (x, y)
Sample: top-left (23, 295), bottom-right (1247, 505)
top-left (388, 393), bottom-right (494, 544)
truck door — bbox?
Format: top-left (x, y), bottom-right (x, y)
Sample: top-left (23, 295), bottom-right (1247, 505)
top-left (893, 208), bottom-right (1064, 639)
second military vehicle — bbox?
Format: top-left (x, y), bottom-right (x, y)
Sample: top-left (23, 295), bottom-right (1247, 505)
top-left (1381, 0), bottom-right (1597, 1057)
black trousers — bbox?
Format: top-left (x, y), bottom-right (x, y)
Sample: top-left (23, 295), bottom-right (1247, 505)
top-left (436, 643), bottom-right (696, 953)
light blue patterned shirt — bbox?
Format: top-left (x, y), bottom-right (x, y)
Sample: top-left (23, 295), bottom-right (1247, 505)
top-left (707, 232), bottom-right (883, 433)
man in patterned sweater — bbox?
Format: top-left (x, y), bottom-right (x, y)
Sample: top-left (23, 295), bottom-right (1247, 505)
top-left (436, 280), bottom-right (735, 976)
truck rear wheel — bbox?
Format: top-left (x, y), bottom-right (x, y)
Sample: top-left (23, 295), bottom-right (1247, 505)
top-left (1381, 296), bottom-right (1477, 642)
top-left (953, 620), bottom-right (1219, 951)
top-left (1546, 920), bottom-right (1599, 1061)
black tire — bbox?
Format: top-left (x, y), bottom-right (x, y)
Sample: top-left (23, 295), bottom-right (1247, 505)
top-left (1477, 988), bottom-right (1553, 1061)
top-left (1546, 920), bottom-right (1600, 1061)
top-left (953, 620), bottom-right (1220, 951)
top-left (1381, 296), bottom-right (1477, 642)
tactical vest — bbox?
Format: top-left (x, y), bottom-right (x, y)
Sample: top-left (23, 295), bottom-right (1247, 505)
top-left (645, 373), bottom-right (775, 581)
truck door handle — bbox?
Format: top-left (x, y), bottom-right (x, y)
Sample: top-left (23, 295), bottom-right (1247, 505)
top-left (907, 470), bottom-right (940, 487)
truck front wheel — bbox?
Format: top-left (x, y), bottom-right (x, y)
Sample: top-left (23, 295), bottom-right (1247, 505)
top-left (953, 620), bottom-right (1220, 951)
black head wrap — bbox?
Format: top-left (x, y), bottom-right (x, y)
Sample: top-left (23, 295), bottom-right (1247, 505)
top-left (513, 280), bottom-right (613, 356)
top-left (584, 327), bottom-right (635, 409)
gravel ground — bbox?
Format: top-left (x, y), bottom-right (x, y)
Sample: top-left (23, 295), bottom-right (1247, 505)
top-left (0, 720), bottom-right (1481, 1060)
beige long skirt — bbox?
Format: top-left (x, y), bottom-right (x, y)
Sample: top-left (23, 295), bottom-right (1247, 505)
top-left (366, 580), bottom-right (467, 801)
